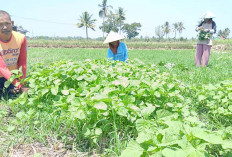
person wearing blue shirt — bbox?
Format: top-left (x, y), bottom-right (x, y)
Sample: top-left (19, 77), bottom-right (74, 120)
top-left (104, 31), bottom-right (128, 62)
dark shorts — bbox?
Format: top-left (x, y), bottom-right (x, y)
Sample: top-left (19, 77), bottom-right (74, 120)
top-left (0, 78), bottom-right (15, 98)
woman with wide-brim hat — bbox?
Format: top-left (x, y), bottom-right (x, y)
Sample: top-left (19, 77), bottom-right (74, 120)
top-left (104, 31), bottom-right (128, 62)
top-left (195, 10), bottom-right (216, 67)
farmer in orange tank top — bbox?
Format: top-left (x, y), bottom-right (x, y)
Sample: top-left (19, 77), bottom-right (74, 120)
top-left (0, 10), bottom-right (29, 98)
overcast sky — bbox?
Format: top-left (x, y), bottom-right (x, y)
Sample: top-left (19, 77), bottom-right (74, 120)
top-left (2, 0), bottom-right (232, 39)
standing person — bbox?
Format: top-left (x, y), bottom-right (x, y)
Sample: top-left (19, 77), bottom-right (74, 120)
top-left (195, 11), bottom-right (216, 67)
top-left (104, 31), bottom-right (128, 62)
top-left (0, 10), bottom-right (28, 97)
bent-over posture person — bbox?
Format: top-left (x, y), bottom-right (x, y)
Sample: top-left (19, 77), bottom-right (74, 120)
top-left (104, 31), bottom-right (128, 62)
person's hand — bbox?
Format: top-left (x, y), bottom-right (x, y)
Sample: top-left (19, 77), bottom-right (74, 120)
top-left (203, 29), bottom-right (210, 32)
top-left (198, 26), bottom-right (204, 31)
top-left (10, 87), bottom-right (20, 94)
top-left (20, 86), bottom-right (30, 93)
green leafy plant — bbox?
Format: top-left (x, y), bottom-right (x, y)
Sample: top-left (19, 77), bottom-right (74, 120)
top-left (198, 31), bottom-right (211, 41)
top-left (4, 59), bottom-right (232, 156)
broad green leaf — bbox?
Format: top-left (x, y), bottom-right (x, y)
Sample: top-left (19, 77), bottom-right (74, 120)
top-left (67, 95), bottom-right (75, 103)
top-left (41, 89), bottom-right (49, 95)
top-left (228, 105), bottom-right (232, 112)
top-left (228, 93), bottom-right (232, 100)
top-left (16, 112), bottom-right (25, 119)
top-left (156, 109), bottom-right (172, 119)
top-left (70, 97), bottom-right (81, 106)
top-left (162, 148), bottom-right (187, 157)
top-left (54, 79), bottom-right (61, 84)
top-left (92, 94), bottom-right (111, 102)
top-left (150, 151), bottom-right (163, 157)
top-left (94, 102), bottom-right (107, 110)
top-left (120, 140), bottom-right (144, 157)
top-left (29, 79), bottom-right (35, 87)
top-left (95, 128), bottom-right (102, 136)
top-left (141, 105), bottom-right (156, 117)
top-left (168, 83), bottom-right (175, 90)
top-left (7, 126), bottom-right (16, 132)
top-left (192, 129), bottom-right (223, 144)
top-left (83, 127), bottom-right (91, 136)
top-left (154, 91), bottom-right (161, 98)
top-left (74, 109), bottom-right (86, 120)
top-left (198, 95), bottom-right (206, 101)
top-left (4, 81), bottom-right (11, 88)
top-left (61, 90), bottom-right (69, 95)
top-left (130, 80), bottom-right (140, 87)
top-left (51, 87), bottom-right (58, 95)
top-left (136, 131), bottom-right (153, 144)
top-left (187, 151), bottom-right (205, 157)
top-left (221, 140), bottom-right (232, 149)
top-left (117, 107), bottom-right (128, 117)
top-left (123, 95), bottom-right (135, 104)
top-left (206, 84), bottom-right (216, 90)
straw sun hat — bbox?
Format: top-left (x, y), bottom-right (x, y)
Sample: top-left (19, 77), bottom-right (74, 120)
top-left (200, 10), bottom-right (216, 19)
top-left (103, 31), bottom-right (125, 44)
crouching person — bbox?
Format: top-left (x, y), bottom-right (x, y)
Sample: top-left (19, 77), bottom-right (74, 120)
top-left (0, 10), bottom-right (29, 98)
top-left (104, 31), bottom-right (128, 62)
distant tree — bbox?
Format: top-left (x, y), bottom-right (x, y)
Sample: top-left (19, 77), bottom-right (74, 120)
top-left (173, 22), bottom-right (178, 41)
top-left (122, 22), bottom-right (142, 39)
top-left (116, 7), bottom-right (126, 34)
top-left (12, 25), bottom-right (29, 35)
top-left (155, 25), bottom-right (164, 41)
top-left (77, 11), bottom-right (96, 40)
top-left (177, 22), bottom-right (185, 39)
top-left (99, 11), bottom-right (119, 33)
top-left (217, 30), bottom-right (223, 37)
top-left (162, 21), bottom-right (171, 40)
top-left (98, 0), bottom-right (112, 38)
top-left (218, 28), bottom-right (230, 39)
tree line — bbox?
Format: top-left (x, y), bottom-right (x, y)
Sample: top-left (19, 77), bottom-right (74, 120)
top-left (77, 0), bottom-right (188, 40)
top-left (77, 0), bottom-right (141, 40)
top-left (155, 22), bottom-right (185, 41)
top-left (75, 0), bottom-right (232, 40)
top-left (217, 28), bottom-right (230, 39)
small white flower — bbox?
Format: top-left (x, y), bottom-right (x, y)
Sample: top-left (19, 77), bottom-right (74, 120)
top-left (164, 63), bottom-right (175, 70)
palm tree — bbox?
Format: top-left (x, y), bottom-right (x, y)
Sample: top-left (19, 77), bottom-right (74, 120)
top-left (177, 22), bottom-right (185, 39)
top-left (163, 21), bottom-right (171, 40)
top-left (98, 0), bottom-right (112, 38)
top-left (77, 12), bottom-right (96, 40)
top-left (155, 25), bottom-right (164, 41)
top-left (173, 23), bottom-right (178, 41)
top-left (116, 7), bottom-right (126, 34)
top-left (218, 28), bottom-right (230, 39)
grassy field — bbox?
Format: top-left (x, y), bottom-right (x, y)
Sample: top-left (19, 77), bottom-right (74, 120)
top-left (1, 48), bottom-right (232, 156)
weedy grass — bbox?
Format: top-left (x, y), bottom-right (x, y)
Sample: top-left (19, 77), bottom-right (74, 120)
top-left (27, 38), bottom-right (232, 50)
top-left (0, 48), bottom-right (232, 156)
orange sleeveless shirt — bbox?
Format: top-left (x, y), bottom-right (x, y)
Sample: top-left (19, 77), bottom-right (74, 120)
top-left (0, 31), bottom-right (25, 78)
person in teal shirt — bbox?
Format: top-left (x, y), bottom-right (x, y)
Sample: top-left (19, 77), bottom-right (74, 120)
top-left (104, 31), bottom-right (128, 62)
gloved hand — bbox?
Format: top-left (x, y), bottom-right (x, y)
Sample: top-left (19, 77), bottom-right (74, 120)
top-left (10, 87), bottom-right (20, 94)
top-left (198, 26), bottom-right (204, 31)
top-left (199, 27), bottom-right (210, 33)
top-left (203, 29), bottom-right (210, 32)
